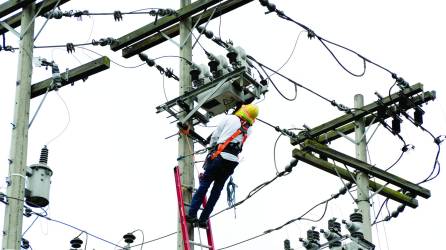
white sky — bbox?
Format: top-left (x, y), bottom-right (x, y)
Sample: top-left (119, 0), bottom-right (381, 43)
top-left (1, 0), bottom-right (445, 249)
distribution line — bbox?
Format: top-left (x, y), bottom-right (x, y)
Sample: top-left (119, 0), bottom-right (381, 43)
top-left (216, 185), bottom-right (350, 250)
top-left (257, 0), bottom-right (401, 79)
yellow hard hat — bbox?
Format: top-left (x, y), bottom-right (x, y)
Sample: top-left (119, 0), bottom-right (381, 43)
top-left (235, 104), bottom-right (259, 125)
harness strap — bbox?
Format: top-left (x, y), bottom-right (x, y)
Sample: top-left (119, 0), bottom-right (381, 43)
top-left (210, 121), bottom-right (249, 160)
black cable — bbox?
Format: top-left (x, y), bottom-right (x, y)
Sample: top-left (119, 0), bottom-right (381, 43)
top-left (152, 55), bottom-right (194, 66)
top-left (131, 229), bottom-right (145, 250)
top-left (217, 185), bottom-right (351, 250)
top-left (273, 133), bottom-right (282, 174)
top-left (372, 198), bottom-right (390, 225)
top-left (32, 213), bottom-right (123, 249)
top-left (384, 150), bottom-right (405, 172)
top-left (418, 142), bottom-right (442, 184)
top-left (127, 232), bottom-right (177, 249)
top-left (247, 55), bottom-right (333, 104)
top-left (260, 1), bottom-right (398, 79)
top-left (317, 37), bottom-right (366, 77)
top-left (250, 58), bottom-right (297, 101)
top-left (386, 83), bottom-right (444, 184)
top-left (269, 29), bottom-right (306, 77)
top-left (217, 201), bottom-right (330, 250)
top-left (211, 159), bottom-right (299, 218)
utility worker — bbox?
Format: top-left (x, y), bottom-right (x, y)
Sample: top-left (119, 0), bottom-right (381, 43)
top-left (186, 104), bottom-right (259, 228)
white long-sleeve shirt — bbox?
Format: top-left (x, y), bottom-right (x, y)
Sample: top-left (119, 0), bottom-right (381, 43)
top-left (209, 115), bottom-right (252, 162)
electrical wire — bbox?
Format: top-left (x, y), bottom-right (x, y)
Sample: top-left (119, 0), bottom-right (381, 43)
top-left (260, 2), bottom-right (400, 79)
top-left (217, 186), bottom-right (349, 250)
top-left (131, 229), bottom-right (145, 250)
top-left (45, 91), bottom-right (71, 146)
top-left (386, 83), bottom-right (444, 184)
top-left (31, 212), bottom-right (123, 249)
top-left (248, 56), bottom-right (333, 104)
top-left (127, 232), bottom-right (177, 249)
top-left (273, 133), bottom-right (283, 174)
top-left (269, 29), bottom-right (306, 77)
top-left (251, 58), bottom-right (297, 101)
top-left (152, 55), bottom-right (194, 65)
top-left (78, 47), bottom-right (145, 69)
top-left (211, 160), bottom-right (298, 218)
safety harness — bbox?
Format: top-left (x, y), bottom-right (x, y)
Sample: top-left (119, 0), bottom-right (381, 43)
top-left (210, 119), bottom-right (250, 160)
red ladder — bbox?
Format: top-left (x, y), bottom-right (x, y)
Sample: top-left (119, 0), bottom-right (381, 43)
top-left (174, 166), bottom-right (215, 250)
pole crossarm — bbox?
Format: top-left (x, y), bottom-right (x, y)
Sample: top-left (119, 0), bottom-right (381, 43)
top-left (314, 90), bottom-right (436, 144)
top-left (31, 56), bottom-right (110, 99)
top-left (301, 140), bottom-right (431, 199)
top-left (110, 0), bottom-right (222, 52)
top-left (121, 0), bottom-right (254, 58)
top-left (291, 83), bottom-right (426, 145)
top-left (0, 0), bottom-right (71, 35)
top-left (292, 148), bottom-right (419, 208)
top-left (0, 0), bottom-right (34, 19)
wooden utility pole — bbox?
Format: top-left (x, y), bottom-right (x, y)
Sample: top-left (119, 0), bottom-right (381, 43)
top-left (2, 2), bottom-right (35, 249)
top-left (354, 94), bottom-right (372, 242)
top-left (178, 0), bottom-right (194, 249)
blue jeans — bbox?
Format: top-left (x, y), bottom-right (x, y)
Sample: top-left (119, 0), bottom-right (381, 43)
top-left (188, 155), bottom-right (238, 222)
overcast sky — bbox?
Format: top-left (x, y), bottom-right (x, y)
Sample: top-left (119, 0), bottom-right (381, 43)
top-left (1, 0), bottom-right (445, 249)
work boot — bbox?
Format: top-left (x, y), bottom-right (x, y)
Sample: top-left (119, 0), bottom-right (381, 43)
top-left (186, 215), bottom-right (198, 224)
top-left (197, 219), bottom-right (208, 229)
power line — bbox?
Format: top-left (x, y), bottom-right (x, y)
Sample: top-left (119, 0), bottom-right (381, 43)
top-left (257, 0), bottom-right (403, 80)
top-left (42, 8), bottom-right (177, 21)
top-left (216, 183), bottom-right (353, 250)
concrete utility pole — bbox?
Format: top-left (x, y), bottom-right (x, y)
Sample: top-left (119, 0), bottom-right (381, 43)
top-left (2, 2), bottom-right (35, 249)
top-left (178, 0), bottom-right (194, 249)
top-left (354, 94), bottom-right (372, 242)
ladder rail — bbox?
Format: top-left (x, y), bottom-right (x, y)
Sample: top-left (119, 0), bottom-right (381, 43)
top-left (174, 166), bottom-right (191, 250)
top-left (202, 197), bottom-right (215, 250)
top-left (174, 166), bottom-right (216, 250)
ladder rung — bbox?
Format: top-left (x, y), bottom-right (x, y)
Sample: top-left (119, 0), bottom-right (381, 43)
top-left (190, 241), bottom-right (212, 249)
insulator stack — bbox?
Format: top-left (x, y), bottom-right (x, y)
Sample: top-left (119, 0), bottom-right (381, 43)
top-left (350, 212), bottom-right (363, 223)
top-left (328, 218), bottom-right (341, 233)
top-left (70, 237), bottom-right (83, 249)
top-left (307, 228), bottom-right (320, 244)
top-left (39, 146), bottom-right (49, 164)
top-left (123, 233), bottom-right (136, 244)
